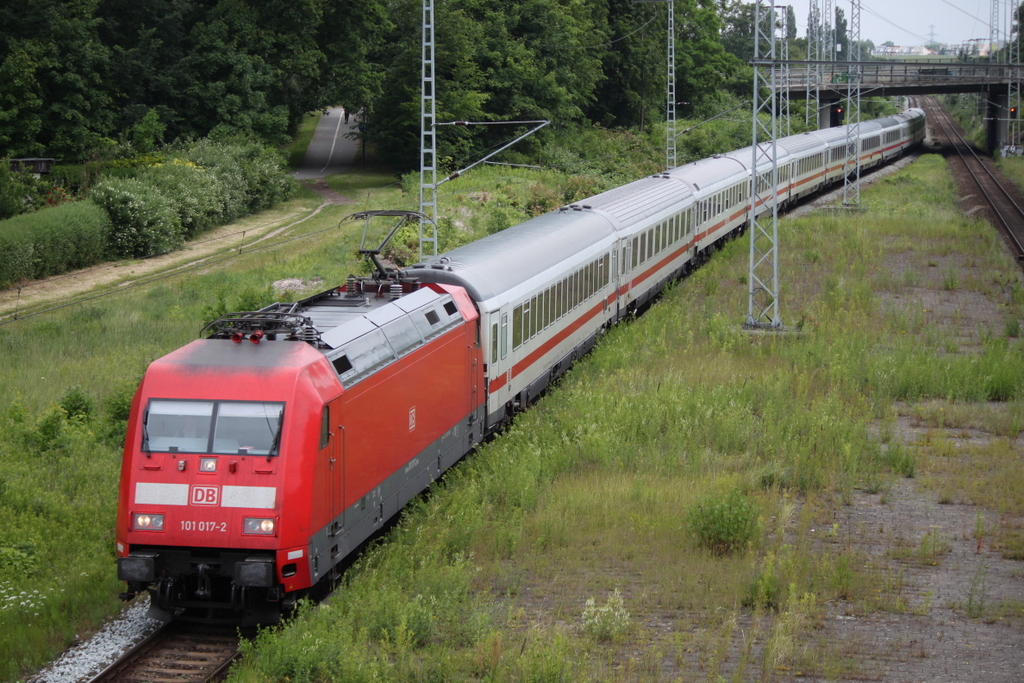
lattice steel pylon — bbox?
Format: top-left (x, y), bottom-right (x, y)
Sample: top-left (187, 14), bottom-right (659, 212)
top-left (823, 0), bottom-right (834, 62)
top-left (776, 5), bottom-right (791, 137)
top-left (1010, 5), bottom-right (1021, 152)
top-left (635, 0), bottom-right (677, 169)
top-left (992, 0), bottom-right (1001, 62)
top-left (746, 0), bottom-right (782, 329)
top-left (666, 0), bottom-right (676, 169)
top-left (842, 0), bottom-right (862, 206)
top-left (418, 0), bottom-right (439, 261)
top-left (806, 0), bottom-right (821, 127)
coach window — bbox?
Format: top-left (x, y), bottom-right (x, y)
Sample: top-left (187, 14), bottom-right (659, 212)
top-left (512, 305), bottom-right (523, 349)
top-left (500, 313), bottom-right (508, 359)
top-left (528, 296), bottom-right (536, 340)
top-left (491, 317), bottom-right (499, 364)
top-left (535, 295), bottom-right (542, 336)
top-left (524, 298), bottom-right (533, 343)
top-left (523, 295), bottom-right (530, 339)
top-left (602, 254), bottom-right (610, 286)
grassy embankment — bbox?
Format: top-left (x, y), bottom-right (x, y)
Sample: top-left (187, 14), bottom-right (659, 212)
top-left (0, 151), bottom-right (634, 680)
top-left (223, 154), bottom-right (1024, 681)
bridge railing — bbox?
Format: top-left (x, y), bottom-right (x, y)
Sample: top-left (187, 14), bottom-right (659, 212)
top-left (763, 60), bottom-right (1023, 91)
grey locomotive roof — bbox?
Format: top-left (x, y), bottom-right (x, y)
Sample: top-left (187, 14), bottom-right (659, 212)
top-left (410, 208), bottom-right (616, 302)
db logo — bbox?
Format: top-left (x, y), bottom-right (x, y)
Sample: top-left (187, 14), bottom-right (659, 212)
top-left (190, 485), bottom-right (220, 506)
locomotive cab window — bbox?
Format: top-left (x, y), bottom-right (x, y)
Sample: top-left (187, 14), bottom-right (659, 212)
top-left (144, 400), bottom-right (284, 456)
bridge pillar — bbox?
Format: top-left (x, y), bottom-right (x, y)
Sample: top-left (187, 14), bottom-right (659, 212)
top-left (819, 98), bottom-right (840, 129)
top-left (986, 90), bottom-right (1009, 153)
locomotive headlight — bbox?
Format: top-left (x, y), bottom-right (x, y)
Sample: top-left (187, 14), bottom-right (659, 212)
top-left (243, 517), bottom-right (276, 535)
top-left (133, 513), bottom-right (165, 531)
top-left (199, 457), bottom-right (217, 473)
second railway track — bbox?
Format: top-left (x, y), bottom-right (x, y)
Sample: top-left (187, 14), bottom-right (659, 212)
top-left (917, 96), bottom-right (1024, 264)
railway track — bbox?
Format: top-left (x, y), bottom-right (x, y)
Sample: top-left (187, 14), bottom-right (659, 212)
top-left (85, 621), bottom-right (242, 683)
top-left (917, 96), bottom-right (1024, 263)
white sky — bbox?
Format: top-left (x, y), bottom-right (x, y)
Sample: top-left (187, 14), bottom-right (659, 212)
top-left (794, 0), bottom-right (1011, 48)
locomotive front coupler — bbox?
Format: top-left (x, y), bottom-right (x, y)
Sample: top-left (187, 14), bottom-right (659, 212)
top-left (195, 563), bottom-right (212, 599)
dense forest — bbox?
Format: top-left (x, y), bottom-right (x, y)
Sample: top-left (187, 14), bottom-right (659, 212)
top-left (0, 0), bottom-right (777, 170)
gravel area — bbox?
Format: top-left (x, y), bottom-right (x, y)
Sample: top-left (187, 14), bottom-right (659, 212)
top-left (28, 598), bottom-right (160, 683)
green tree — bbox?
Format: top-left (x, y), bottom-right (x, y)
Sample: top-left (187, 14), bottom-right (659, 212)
top-left (0, 46), bottom-right (45, 157)
top-left (835, 6), bottom-right (848, 60)
top-left (131, 109), bottom-right (166, 152)
top-left (1, 0), bottom-right (115, 160)
top-left (719, 1), bottom-right (756, 63)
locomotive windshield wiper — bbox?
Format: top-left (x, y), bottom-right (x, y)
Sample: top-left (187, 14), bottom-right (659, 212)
top-left (268, 411), bottom-right (284, 457)
top-left (142, 409), bottom-right (152, 457)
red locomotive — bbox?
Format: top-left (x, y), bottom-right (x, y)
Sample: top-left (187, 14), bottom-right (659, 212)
top-left (116, 279), bottom-right (484, 622)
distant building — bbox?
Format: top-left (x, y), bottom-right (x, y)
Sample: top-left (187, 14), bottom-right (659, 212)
top-left (9, 158), bottom-right (55, 175)
top-left (873, 45), bottom-right (938, 57)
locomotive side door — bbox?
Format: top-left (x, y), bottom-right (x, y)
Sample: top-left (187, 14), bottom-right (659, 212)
top-left (320, 402), bottom-right (345, 536)
top-left (332, 418), bottom-right (345, 532)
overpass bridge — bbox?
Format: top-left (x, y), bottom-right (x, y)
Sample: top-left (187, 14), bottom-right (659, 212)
top-left (763, 60), bottom-right (1022, 151)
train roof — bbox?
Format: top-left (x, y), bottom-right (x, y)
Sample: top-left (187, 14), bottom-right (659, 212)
top-left (666, 155), bottom-right (751, 191)
top-left (579, 174), bottom-right (693, 228)
top-left (410, 206), bottom-right (616, 303)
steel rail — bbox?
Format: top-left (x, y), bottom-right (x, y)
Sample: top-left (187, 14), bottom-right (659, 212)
top-left (924, 98), bottom-right (1024, 260)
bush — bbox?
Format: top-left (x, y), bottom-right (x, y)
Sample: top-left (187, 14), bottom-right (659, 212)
top-left (49, 164), bottom-right (87, 195)
top-left (135, 161), bottom-right (225, 238)
top-left (179, 139), bottom-right (296, 219)
top-left (685, 488), bottom-right (761, 555)
top-left (0, 162), bottom-right (55, 219)
top-left (0, 200), bottom-right (111, 287)
top-left (91, 177), bottom-right (183, 258)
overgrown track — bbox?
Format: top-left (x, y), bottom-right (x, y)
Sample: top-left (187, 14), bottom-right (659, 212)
top-left (919, 96), bottom-right (1024, 264)
top-left (85, 622), bottom-right (241, 683)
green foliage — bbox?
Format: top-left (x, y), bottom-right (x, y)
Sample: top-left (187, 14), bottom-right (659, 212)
top-left (130, 109), bottom-right (165, 152)
top-left (0, 200), bottom-right (111, 287)
top-left (179, 140), bottom-right (297, 218)
top-left (59, 386), bottom-right (93, 422)
top-left (0, 0), bottom-right (389, 162)
top-left (0, 394), bottom-right (124, 680)
top-left (134, 161), bottom-right (226, 239)
top-left (91, 177), bottom-right (183, 258)
top-left (49, 164), bottom-right (87, 195)
top-left (686, 489), bottom-right (761, 556)
top-left (579, 589), bottom-right (631, 642)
